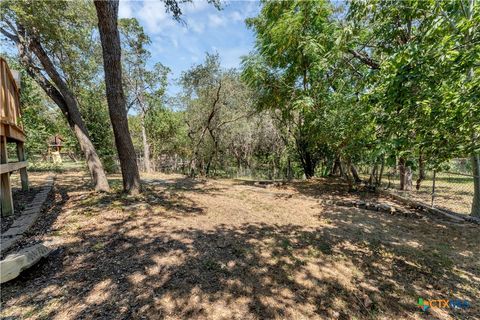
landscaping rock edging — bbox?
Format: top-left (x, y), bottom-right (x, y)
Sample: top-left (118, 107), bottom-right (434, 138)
top-left (0, 175), bottom-right (55, 254)
top-left (0, 242), bottom-right (55, 283)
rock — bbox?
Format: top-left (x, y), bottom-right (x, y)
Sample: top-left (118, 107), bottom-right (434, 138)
top-left (365, 202), bottom-right (377, 210)
top-left (0, 243), bottom-right (53, 283)
top-left (377, 204), bottom-right (391, 212)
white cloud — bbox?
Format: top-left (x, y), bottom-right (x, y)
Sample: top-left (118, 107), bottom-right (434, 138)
top-left (186, 19), bottom-right (205, 34)
top-left (229, 11), bottom-right (243, 22)
top-left (119, 0), bottom-right (133, 18)
top-left (208, 14), bottom-right (225, 28)
top-left (183, 1), bottom-right (209, 14)
top-left (137, 1), bottom-right (175, 34)
top-left (171, 37), bottom-right (179, 48)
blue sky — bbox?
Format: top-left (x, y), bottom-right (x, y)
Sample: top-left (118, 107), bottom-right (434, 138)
top-left (119, 0), bottom-right (260, 96)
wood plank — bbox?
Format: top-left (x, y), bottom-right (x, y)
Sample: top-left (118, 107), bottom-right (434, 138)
top-left (7, 125), bottom-right (26, 142)
top-left (0, 61), bottom-right (4, 119)
top-left (0, 136), bottom-right (13, 216)
top-left (0, 122), bottom-right (25, 142)
top-left (0, 161), bottom-right (27, 174)
top-left (16, 142), bottom-right (28, 191)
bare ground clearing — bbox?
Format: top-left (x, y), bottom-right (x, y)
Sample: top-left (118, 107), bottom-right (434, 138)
top-left (1, 171), bottom-right (478, 320)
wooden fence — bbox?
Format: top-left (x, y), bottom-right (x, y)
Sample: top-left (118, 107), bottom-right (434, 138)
top-left (1, 57), bottom-right (28, 216)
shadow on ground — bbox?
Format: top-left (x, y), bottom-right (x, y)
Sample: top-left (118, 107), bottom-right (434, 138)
top-left (1, 174), bottom-right (478, 319)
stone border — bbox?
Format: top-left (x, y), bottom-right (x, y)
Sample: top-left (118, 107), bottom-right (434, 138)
top-left (1, 242), bottom-right (55, 283)
top-left (380, 189), bottom-right (480, 225)
top-left (0, 175), bottom-right (54, 254)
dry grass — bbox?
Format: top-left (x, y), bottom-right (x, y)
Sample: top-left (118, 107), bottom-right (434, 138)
top-left (1, 171), bottom-right (479, 319)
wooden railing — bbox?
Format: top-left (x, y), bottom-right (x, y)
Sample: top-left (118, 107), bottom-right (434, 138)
top-left (1, 56), bottom-right (28, 216)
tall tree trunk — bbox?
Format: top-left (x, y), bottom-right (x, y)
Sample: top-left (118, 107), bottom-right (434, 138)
top-left (296, 140), bottom-right (316, 179)
top-left (11, 27), bottom-right (109, 192)
top-left (350, 164), bottom-right (362, 183)
top-left (368, 164), bottom-right (377, 186)
top-left (405, 166), bottom-right (413, 191)
top-left (301, 151), bottom-right (316, 179)
top-left (378, 156), bottom-right (385, 186)
top-left (398, 157), bottom-right (406, 190)
top-left (140, 113), bottom-right (151, 173)
top-left (330, 158), bottom-right (341, 176)
top-left (342, 159), bottom-right (355, 191)
top-left (472, 154), bottom-right (480, 217)
top-left (416, 153), bottom-right (426, 190)
top-left (94, 0), bottom-right (140, 194)
top-left (71, 110), bottom-right (110, 192)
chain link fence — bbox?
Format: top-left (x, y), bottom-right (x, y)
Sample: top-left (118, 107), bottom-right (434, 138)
top-left (356, 159), bottom-right (475, 216)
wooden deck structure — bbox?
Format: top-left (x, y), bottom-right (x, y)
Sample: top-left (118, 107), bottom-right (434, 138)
top-left (1, 57), bottom-right (28, 216)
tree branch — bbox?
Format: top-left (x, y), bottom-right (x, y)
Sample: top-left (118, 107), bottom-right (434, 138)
top-left (0, 27), bottom-right (19, 43)
top-left (348, 49), bottom-right (380, 70)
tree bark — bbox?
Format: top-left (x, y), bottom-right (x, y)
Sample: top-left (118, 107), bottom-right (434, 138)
top-left (94, 0), bottom-right (140, 194)
top-left (8, 25), bottom-right (110, 192)
top-left (416, 153), bottom-right (426, 190)
top-left (398, 157), bottom-right (406, 190)
top-left (296, 137), bottom-right (316, 179)
top-left (368, 164), bottom-right (377, 186)
top-left (472, 153), bottom-right (480, 217)
top-left (405, 166), bottom-right (413, 191)
top-left (378, 156), bottom-right (385, 186)
top-left (350, 164), bottom-right (362, 183)
top-left (330, 158), bottom-right (341, 176)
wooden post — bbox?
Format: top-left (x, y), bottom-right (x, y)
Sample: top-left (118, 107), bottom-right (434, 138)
top-left (1, 135), bottom-right (14, 216)
top-left (16, 141), bottom-right (29, 191)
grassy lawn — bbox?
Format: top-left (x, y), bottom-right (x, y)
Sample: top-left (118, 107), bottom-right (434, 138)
top-left (1, 171), bottom-right (478, 319)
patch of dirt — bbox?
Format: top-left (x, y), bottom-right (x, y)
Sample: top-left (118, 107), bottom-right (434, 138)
top-left (1, 172), bottom-right (478, 320)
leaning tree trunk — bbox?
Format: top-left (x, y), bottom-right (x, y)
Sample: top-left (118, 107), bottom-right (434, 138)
top-left (12, 28), bottom-right (109, 192)
top-left (94, 0), bottom-right (140, 194)
top-left (69, 107), bottom-right (111, 192)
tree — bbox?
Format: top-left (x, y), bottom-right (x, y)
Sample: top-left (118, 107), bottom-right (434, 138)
top-left (347, 0), bottom-right (479, 213)
top-left (243, 0), bottom-right (338, 179)
top-left (94, 0), bottom-right (221, 191)
top-left (0, 0), bottom-right (110, 191)
top-left (94, 0), bottom-right (141, 194)
top-left (181, 54), bottom-right (255, 177)
top-left (120, 18), bottom-right (170, 173)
